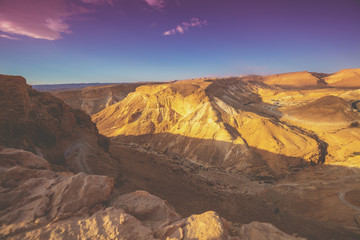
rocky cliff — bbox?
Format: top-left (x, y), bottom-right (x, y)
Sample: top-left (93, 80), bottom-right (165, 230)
top-left (0, 74), bottom-right (120, 178)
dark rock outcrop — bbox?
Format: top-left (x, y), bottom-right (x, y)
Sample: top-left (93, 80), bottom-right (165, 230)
top-left (0, 74), bottom-right (120, 178)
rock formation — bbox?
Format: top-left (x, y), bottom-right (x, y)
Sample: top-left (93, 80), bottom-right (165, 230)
top-left (0, 74), bottom-right (120, 178)
top-left (0, 147), bottom-right (306, 240)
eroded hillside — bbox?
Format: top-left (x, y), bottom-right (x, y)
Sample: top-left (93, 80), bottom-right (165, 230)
top-left (93, 70), bottom-right (360, 178)
top-left (92, 78), bottom-right (333, 179)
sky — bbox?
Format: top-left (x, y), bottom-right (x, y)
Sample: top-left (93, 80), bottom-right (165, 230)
top-left (0, 0), bottom-right (359, 84)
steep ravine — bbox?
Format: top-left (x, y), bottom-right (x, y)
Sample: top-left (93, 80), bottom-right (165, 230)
top-left (276, 120), bottom-right (329, 165)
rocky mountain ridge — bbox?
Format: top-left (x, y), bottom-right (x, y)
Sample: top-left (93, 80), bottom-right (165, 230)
top-left (49, 68), bottom-right (360, 117)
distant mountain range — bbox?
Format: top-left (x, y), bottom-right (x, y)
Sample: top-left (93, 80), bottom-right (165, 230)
top-left (32, 82), bottom-right (116, 92)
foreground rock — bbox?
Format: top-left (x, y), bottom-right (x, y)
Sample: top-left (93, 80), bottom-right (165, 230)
top-left (238, 222), bottom-right (306, 240)
top-left (0, 147), bottom-right (114, 237)
top-left (0, 147), bottom-right (305, 239)
top-left (0, 74), bottom-right (120, 178)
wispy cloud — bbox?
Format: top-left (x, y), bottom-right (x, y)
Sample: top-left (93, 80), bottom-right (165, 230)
top-left (0, 0), bottom-right (112, 41)
top-left (163, 18), bottom-right (208, 36)
top-left (0, 34), bottom-right (20, 40)
top-left (143, 0), bottom-right (166, 10)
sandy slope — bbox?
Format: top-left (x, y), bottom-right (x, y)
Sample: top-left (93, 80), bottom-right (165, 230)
top-left (261, 71), bottom-right (320, 87)
top-left (324, 68), bottom-right (360, 87)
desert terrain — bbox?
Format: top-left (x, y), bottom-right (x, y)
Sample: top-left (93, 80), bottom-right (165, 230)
top-left (1, 69), bottom-right (360, 239)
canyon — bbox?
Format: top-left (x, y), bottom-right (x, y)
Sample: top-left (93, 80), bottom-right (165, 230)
top-left (1, 69), bottom-right (360, 239)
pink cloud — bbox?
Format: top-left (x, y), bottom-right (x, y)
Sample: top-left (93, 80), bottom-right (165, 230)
top-left (0, 34), bottom-right (19, 40)
top-left (0, 0), bottom-right (112, 40)
top-left (143, 0), bottom-right (166, 10)
top-left (176, 25), bottom-right (184, 34)
top-left (163, 18), bottom-right (208, 36)
top-left (163, 29), bottom-right (176, 36)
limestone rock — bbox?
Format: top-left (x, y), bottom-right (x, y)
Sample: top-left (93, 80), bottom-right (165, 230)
top-left (111, 190), bottom-right (181, 237)
top-left (0, 147), bottom-right (307, 240)
top-left (238, 221), bottom-right (307, 240)
top-left (183, 211), bottom-right (228, 240)
top-left (49, 172), bottom-right (114, 221)
top-left (0, 147), bottom-right (51, 170)
top-left (10, 208), bottom-right (153, 240)
top-left (0, 147), bottom-right (114, 238)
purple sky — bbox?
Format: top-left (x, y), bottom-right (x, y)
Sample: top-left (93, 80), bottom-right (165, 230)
top-left (0, 0), bottom-right (359, 84)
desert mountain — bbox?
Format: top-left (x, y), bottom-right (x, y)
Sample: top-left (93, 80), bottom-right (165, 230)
top-left (0, 146), bottom-right (306, 240)
top-left (261, 71), bottom-right (322, 88)
top-left (259, 69), bottom-right (360, 88)
top-left (93, 77), bottom-right (324, 179)
top-left (0, 74), bottom-right (120, 178)
top-left (91, 70), bottom-right (360, 172)
top-left (324, 68), bottom-right (360, 87)
top-left (50, 70), bottom-right (360, 118)
top-left (278, 95), bottom-right (360, 167)
top-left (283, 95), bottom-right (359, 123)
